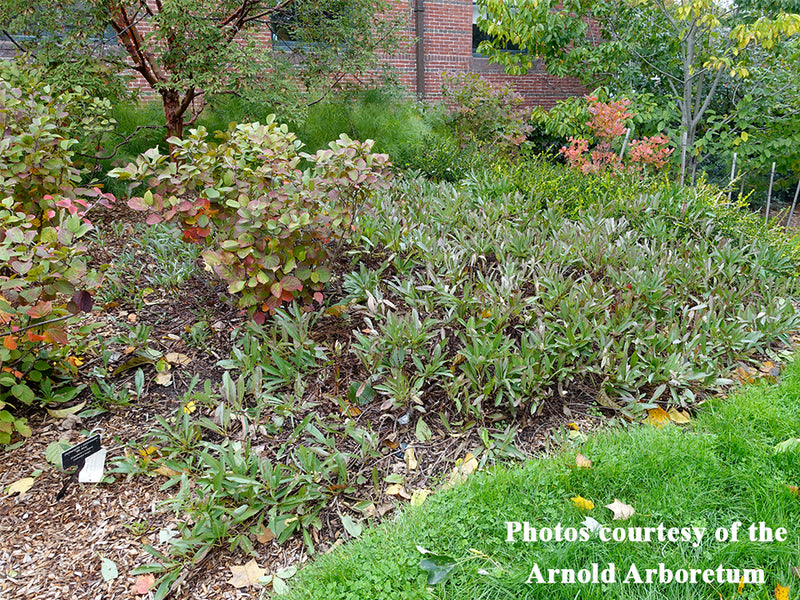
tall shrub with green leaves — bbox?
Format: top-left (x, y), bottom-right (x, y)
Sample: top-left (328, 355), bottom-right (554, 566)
top-left (0, 61), bottom-right (115, 439)
top-left (109, 119), bottom-right (391, 322)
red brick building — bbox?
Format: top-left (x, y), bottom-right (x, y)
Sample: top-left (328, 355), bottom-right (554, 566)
top-left (384, 0), bottom-right (589, 107)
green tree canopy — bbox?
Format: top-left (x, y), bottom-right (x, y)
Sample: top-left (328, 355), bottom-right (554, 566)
top-left (1, 0), bottom-right (400, 142)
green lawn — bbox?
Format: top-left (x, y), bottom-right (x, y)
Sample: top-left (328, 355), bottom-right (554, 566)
top-left (285, 360), bottom-right (800, 600)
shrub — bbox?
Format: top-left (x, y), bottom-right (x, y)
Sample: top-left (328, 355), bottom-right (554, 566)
top-left (440, 72), bottom-right (532, 155)
top-left (560, 96), bottom-right (673, 175)
top-left (0, 60), bottom-right (115, 438)
top-left (109, 118), bottom-right (391, 321)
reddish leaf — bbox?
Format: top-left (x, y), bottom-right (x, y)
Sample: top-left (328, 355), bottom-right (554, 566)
top-left (253, 311), bottom-right (266, 325)
top-left (3, 335), bottom-right (17, 351)
top-left (127, 197), bottom-right (149, 211)
top-left (313, 292), bottom-right (324, 304)
top-left (26, 332), bottom-right (46, 343)
top-left (145, 213), bottom-right (162, 225)
top-left (270, 282), bottom-right (283, 298)
top-left (26, 301), bottom-right (53, 319)
top-left (71, 290), bottom-right (93, 313)
top-left (43, 326), bottom-right (68, 346)
top-left (281, 275), bottom-right (303, 292)
top-left (280, 289), bottom-right (295, 302)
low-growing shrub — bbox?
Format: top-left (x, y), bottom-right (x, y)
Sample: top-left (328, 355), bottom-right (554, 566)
top-left (109, 118), bottom-right (391, 321)
top-left (0, 60), bottom-right (115, 437)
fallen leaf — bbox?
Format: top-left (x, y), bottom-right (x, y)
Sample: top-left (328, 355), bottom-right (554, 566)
top-left (256, 525), bottom-right (276, 544)
top-left (448, 452), bottom-right (479, 485)
top-left (738, 576), bottom-right (745, 593)
top-left (606, 498), bottom-right (635, 520)
top-left (415, 417), bottom-right (432, 442)
top-left (791, 567), bottom-right (800, 578)
top-left (134, 573), bottom-right (156, 594)
top-left (47, 401), bottom-right (87, 418)
top-left (99, 556), bottom-right (118, 582)
top-left (341, 514), bottom-right (363, 538)
top-left (775, 438), bottom-right (800, 453)
top-left (183, 401), bottom-right (196, 414)
top-left (155, 371), bottom-right (172, 386)
top-left (736, 364), bottom-right (757, 384)
top-left (775, 583), bottom-right (790, 600)
top-left (645, 407), bottom-right (670, 428)
top-left (404, 446), bottom-right (418, 472)
top-left (127, 313), bottom-right (138, 323)
top-left (582, 516), bottom-right (602, 533)
top-left (571, 495), bottom-right (595, 510)
top-left (787, 485), bottom-right (799, 497)
top-left (386, 483), bottom-right (411, 499)
top-left (5, 477), bottom-right (34, 496)
top-left (411, 488), bottom-right (431, 506)
top-left (152, 465), bottom-right (181, 477)
top-left (566, 422), bottom-right (580, 431)
top-left (668, 407), bottom-right (690, 424)
top-left (228, 559), bottom-right (267, 589)
top-left (325, 303), bottom-right (349, 317)
top-left (165, 352), bottom-right (191, 366)
top-left (576, 453), bottom-right (593, 468)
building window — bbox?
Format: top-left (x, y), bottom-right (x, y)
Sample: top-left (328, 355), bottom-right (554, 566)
top-left (472, 2), bottom-right (524, 56)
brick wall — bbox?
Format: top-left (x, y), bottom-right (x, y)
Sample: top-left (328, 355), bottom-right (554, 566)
top-left (125, 0), bottom-right (590, 108)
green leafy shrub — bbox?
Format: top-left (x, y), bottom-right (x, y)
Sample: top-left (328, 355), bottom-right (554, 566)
top-left (109, 118), bottom-right (391, 320)
top-left (440, 72), bottom-right (532, 155)
top-left (0, 60), bottom-right (115, 434)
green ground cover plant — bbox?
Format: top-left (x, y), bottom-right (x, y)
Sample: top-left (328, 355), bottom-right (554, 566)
top-left (348, 175), bottom-right (798, 418)
top-left (284, 358), bottom-right (800, 600)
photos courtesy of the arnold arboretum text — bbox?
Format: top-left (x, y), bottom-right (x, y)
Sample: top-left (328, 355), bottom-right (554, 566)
top-left (1, 0), bottom-right (800, 598)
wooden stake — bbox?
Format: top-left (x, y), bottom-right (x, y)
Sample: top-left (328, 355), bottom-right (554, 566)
top-left (765, 162), bottom-right (775, 225)
top-left (727, 152), bottom-right (737, 201)
top-left (679, 132), bottom-right (687, 186)
top-left (787, 178), bottom-right (800, 228)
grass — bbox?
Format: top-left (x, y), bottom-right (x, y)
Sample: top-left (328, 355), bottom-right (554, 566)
top-left (284, 360), bottom-right (800, 600)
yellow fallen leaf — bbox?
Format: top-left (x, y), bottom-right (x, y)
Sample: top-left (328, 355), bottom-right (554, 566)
top-left (5, 477), bottom-right (34, 496)
top-left (386, 483), bottom-right (411, 499)
top-left (738, 576), bottom-right (745, 594)
top-left (325, 304), bottom-right (349, 317)
top-left (775, 583), bottom-right (790, 600)
top-left (668, 407), bottom-right (690, 424)
top-left (404, 446), bottom-right (418, 472)
top-left (645, 407), bottom-right (670, 428)
top-left (566, 422), bottom-right (579, 431)
top-left (736, 364), bottom-right (757, 384)
top-left (411, 489), bottom-right (431, 506)
top-left (448, 452), bottom-right (479, 485)
top-left (576, 453), bottom-right (593, 468)
top-left (183, 400), bottom-right (196, 414)
top-left (571, 495), bottom-right (595, 510)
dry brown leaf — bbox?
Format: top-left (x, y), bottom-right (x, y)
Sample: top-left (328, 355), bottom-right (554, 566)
top-left (127, 313), bottom-right (138, 323)
top-left (791, 567), bottom-right (800, 578)
top-left (134, 573), bottom-right (156, 594)
top-left (228, 559), bottom-right (267, 589)
top-left (343, 401), bottom-right (361, 417)
top-left (736, 364), bottom-right (757, 384)
top-left (606, 498), bottom-right (635, 520)
top-left (668, 407), bottom-right (691, 424)
top-left (645, 407), bottom-right (671, 428)
top-left (788, 485), bottom-right (799, 497)
top-left (385, 483), bottom-right (411, 499)
top-left (165, 352), bottom-right (191, 366)
top-left (571, 496), bottom-right (595, 510)
top-left (155, 371), bottom-right (172, 386)
top-left (152, 465), bottom-right (181, 478)
top-left (5, 477), bottom-right (34, 496)
top-left (576, 453), bottom-right (593, 468)
top-left (256, 525), bottom-right (276, 544)
top-left (775, 583), bottom-right (790, 600)
top-left (404, 446), bottom-right (418, 472)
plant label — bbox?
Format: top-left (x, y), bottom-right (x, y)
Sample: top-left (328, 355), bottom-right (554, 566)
top-left (61, 434), bottom-right (101, 470)
top-left (78, 448), bottom-right (107, 483)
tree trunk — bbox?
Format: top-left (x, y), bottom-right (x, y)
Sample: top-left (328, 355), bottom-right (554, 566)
top-left (162, 89), bottom-right (185, 141)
